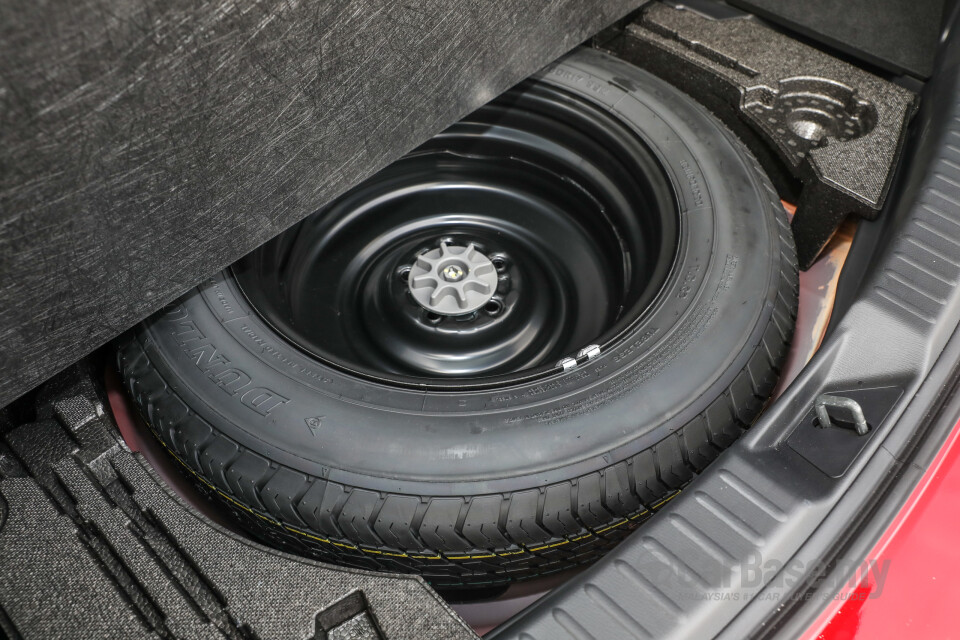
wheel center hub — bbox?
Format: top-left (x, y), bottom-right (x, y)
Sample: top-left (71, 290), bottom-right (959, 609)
top-left (408, 242), bottom-right (499, 315)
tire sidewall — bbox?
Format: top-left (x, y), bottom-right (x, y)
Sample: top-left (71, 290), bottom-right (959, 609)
top-left (141, 48), bottom-right (781, 496)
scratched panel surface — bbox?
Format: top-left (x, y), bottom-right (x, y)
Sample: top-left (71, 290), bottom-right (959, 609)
top-left (0, 0), bottom-right (641, 407)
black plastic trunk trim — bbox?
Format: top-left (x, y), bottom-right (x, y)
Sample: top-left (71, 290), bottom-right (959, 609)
top-left (490, 7), bottom-right (960, 640)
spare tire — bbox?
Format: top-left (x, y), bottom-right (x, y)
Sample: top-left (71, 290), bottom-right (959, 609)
top-left (117, 47), bottom-right (798, 589)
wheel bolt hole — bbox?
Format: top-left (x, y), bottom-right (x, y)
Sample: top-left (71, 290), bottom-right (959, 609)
top-left (492, 257), bottom-right (507, 271)
top-left (484, 299), bottom-right (504, 316)
top-left (397, 266), bottom-right (412, 280)
top-left (425, 311), bottom-right (443, 324)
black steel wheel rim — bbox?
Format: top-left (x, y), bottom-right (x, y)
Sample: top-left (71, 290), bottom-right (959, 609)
top-left (233, 81), bottom-right (679, 388)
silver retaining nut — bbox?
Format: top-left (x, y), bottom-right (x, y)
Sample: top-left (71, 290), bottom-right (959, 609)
top-left (577, 344), bottom-right (601, 360)
top-left (408, 242), bottom-right (499, 316)
top-left (557, 345), bottom-right (602, 371)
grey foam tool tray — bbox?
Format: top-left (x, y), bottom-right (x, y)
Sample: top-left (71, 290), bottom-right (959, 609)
top-left (606, 3), bottom-right (917, 268)
top-left (0, 365), bottom-right (476, 640)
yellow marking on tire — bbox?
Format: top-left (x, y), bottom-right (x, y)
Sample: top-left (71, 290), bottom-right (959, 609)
top-left (283, 526), bottom-right (330, 544)
top-left (594, 519), bottom-right (629, 534)
top-left (528, 539), bottom-right (572, 552)
top-left (332, 542), bottom-right (359, 551)
top-left (651, 490), bottom-right (682, 509)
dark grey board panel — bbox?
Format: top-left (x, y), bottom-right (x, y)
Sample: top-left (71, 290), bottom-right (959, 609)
top-left (0, 0), bottom-right (643, 408)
